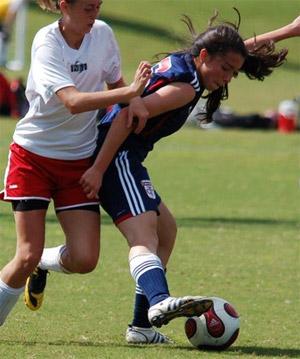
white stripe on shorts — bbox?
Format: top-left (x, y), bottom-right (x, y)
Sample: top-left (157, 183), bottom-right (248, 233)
top-left (115, 151), bottom-right (145, 216)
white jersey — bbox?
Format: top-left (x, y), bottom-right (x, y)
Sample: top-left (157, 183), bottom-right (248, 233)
top-left (13, 20), bottom-right (121, 160)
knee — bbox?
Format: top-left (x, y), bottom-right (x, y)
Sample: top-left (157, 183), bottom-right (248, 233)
top-left (14, 251), bottom-right (42, 276)
top-left (69, 252), bottom-right (99, 274)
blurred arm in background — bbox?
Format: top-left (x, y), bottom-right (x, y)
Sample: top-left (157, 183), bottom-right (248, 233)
top-left (0, 0), bottom-right (26, 35)
top-left (245, 15), bottom-right (300, 49)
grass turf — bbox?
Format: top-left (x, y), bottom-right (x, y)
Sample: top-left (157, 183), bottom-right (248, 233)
top-left (0, 119), bottom-right (299, 358)
top-left (0, 0), bottom-right (300, 357)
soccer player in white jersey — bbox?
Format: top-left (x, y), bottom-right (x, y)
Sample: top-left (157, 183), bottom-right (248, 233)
top-left (0, 0), bottom-right (150, 328)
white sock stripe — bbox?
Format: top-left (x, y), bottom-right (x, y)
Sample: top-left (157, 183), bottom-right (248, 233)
top-left (130, 253), bottom-right (163, 282)
top-left (115, 153), bottom-right (137, 216)
top-left (132, 259), bottom-right (161, 277)
top-left (133, 265), bottom-right (163, 282)
top-left (131, 259), bottom-right (159, 277)
top-left (135, 284), bottom-right (144, 295)
top-left (132, 263), bottom-right (163, 282)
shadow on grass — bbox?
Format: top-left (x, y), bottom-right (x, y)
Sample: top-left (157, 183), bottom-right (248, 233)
top-left (0, 340), bottom-right (299, 357)
top-left (29, 3), bottom-right (183, 45)
top-left (230, 346), bottom-right (300, 357)
top-left (0, 212), bottom-right (298, 228)
top-left (284, 61), bottom-right (300, 72)
top-left (176, 216), bottom-right (299, 228)
top-left (101, 14), bottom-right (183, 44)
top-left (0, 212), bottom-right (113, 226)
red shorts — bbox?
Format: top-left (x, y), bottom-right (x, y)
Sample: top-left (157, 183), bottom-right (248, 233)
top-left (1, 143), bottom-right (99, 210)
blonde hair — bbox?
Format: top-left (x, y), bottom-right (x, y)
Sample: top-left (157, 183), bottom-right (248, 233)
top-left (37, 0), bottom-right (60, 12)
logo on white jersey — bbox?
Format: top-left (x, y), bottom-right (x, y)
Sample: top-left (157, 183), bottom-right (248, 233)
top-left (141, 180), bottom-right (156, 199)
top-left (71, 61), bottom-right (88, 73)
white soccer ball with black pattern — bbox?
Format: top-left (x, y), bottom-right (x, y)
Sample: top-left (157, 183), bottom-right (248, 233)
top-left (184, 297), bottom-right (240, 351)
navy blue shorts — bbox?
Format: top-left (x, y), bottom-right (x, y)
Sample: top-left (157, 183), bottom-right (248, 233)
top-left (100, 149), bottom-right (161, 224)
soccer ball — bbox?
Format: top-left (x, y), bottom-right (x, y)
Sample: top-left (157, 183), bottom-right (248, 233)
top-left (185, 297), bottom-right (240, 351)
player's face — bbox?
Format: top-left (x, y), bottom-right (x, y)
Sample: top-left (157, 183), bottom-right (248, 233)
top-left (62, 0), bottom-right (103, 34)
top-left (195, 49), bottom-right (245, 91)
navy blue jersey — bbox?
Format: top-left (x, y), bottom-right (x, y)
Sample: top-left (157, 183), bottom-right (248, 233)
top-left (97, 53), bottom-right (204, 161)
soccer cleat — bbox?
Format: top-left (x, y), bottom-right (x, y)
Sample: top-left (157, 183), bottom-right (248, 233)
top-left (148, 296), bottom-right (213, 328)
top-left (24, 267), bottom-right (48, 311)
top-left (125, 325), bottom-right (172, 344)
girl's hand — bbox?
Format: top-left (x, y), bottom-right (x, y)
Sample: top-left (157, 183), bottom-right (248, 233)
top-left (130, 61), bottom-right (152, 96)
top-left (79, 166), bottom-right (103, 199)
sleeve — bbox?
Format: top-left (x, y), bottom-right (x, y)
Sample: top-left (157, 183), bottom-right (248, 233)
top-left (161, 55), bottom-right (200, 93)
top-left (102, 27), bottom-right (122, 85)
top-left (31, 38), bottom-right (74, 104)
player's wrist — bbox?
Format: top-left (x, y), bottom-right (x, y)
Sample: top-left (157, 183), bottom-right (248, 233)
top-left (93, 160), bottom-right (107, 174)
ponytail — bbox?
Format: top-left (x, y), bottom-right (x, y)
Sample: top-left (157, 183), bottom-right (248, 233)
top-left (37, 0), bottom-right (59, 12)
top-left (180, 10), bottom-right (288, 123)
top-left (242, 42), bottom-right (288, 80)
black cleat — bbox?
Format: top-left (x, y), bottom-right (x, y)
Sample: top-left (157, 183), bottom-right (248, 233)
top-left (24, 267), bottom-right (48, 311)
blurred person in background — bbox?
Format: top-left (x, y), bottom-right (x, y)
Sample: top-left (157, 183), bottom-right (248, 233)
top-left (0, 71), bottom-right (19, 116)
top-left (0, 0), bottom-right (28, 67)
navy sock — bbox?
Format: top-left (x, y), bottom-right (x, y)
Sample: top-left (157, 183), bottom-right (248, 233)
top-left (131, 292), bottom-right (151, 328)
top-left (131, 266), bottom-right (168, 328)
top-left (137, 268), bottom-right (169, 307)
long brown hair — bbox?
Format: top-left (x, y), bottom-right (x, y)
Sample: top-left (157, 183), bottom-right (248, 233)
top-left (180, 10), bottom-right (288, 122)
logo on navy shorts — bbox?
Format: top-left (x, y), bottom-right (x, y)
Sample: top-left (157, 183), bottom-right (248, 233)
top-left (141, 180), bottom-right (155, 199)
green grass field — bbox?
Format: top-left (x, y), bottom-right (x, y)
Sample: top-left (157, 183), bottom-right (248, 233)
top-left (1, 0), bottom-right (300, 358)
top-left (3, 0), bottom-right (300, 113)
top-left (0, 119), bottom-right (299, 358)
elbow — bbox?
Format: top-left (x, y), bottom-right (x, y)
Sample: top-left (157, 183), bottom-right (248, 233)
top-left (64, 99), bottom-right (81, 114)
top-left (68, 105), bottom-right (80, 115)
top-left (57, 87), bottom-right (85, 114)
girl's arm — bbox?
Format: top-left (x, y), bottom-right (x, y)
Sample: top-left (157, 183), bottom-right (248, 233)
top-left (56, 61), bottom-right (151, 114)
top-left (106, 75), bottom-right (149, 134)
top-left (80, 82), bottom-right (196, 199)
top-left (245, 15), bottom-right (300, 50)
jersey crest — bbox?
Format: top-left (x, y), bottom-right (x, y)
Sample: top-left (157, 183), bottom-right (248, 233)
top-left (153, 56), bottom-right (172, 74)
top-left (141, 180), bottom-right (156, 199)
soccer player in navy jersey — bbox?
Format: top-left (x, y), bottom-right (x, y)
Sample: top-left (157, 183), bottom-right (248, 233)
top-left (26, 11), bottom-right (300, 344)
top-left (79, 13), bottom-right (297, 344)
